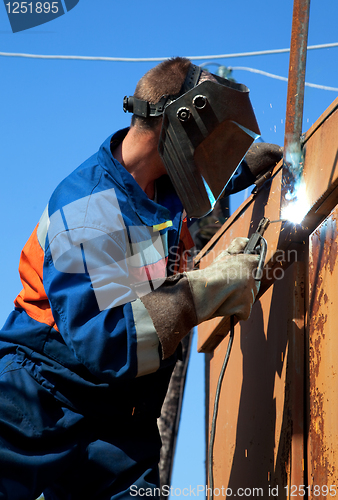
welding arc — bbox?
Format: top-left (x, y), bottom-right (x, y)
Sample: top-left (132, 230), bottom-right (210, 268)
top-left (208, 316), bottom-right (235, 500)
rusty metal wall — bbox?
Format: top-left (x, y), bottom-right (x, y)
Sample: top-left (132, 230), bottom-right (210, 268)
top-left (198, 98), bottom-right (338, 499)
top-left (205, 255), bottom-right (305, 498)
top-left (307, 206), bottom-right (338, 491)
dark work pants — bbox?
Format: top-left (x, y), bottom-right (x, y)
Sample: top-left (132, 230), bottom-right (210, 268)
top-left (0, 354), bottom-right (161, 500)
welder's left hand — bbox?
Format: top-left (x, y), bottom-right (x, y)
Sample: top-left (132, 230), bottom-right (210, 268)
top-left (245, 142), bottom-right (283, 179)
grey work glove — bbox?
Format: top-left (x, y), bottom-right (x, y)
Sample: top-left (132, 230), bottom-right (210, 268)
top-left (245, 142), bottom-right (283, 180)
top-left (141, 237), bottom-right (260, 359)
top-left (186, 237), bottom-right (260, 323)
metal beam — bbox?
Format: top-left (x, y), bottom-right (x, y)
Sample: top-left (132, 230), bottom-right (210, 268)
top-left (282, 0), bottom-right (311, 209)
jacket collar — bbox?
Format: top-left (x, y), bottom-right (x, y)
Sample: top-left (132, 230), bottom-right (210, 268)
top-left (98, 130), bottom-right (183, 228)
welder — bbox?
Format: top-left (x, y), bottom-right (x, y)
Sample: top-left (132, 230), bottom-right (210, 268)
top-left (0, 57), bottom-right (282, 500)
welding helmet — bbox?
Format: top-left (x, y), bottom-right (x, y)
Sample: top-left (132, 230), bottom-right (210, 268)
top-left (123, 64), bottom-right (260, 218)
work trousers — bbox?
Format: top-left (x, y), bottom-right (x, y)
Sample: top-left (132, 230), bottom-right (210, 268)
top-left (0, 353), bottom-right (162, 500)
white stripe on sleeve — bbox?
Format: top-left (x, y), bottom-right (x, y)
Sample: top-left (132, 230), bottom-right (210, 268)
top-left (131, 299), bottom-right (160, 377)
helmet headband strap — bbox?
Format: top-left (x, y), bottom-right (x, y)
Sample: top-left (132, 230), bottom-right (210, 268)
top-left (123, 63), bottom-right (202, 118)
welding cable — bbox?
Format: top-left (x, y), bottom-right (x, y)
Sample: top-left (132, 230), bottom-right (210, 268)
top-left (208, 315), bottom-right (235, 500)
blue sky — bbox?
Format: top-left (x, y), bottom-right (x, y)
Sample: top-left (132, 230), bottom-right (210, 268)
top-left (1, 0), bottom-right (338, 493)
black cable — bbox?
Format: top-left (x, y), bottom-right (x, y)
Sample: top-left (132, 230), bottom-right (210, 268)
top-left (208, 315), bottom-right (235, 500)
top-left (207, 222), bottom-right (268, 498)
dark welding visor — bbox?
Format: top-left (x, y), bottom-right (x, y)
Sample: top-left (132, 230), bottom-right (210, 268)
top-left (123, 64), bottom-right (260, 218)
top-left (158, 76), bottom-right (260, 218)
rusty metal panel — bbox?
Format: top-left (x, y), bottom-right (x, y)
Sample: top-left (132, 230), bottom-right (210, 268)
top-left (197, 97), bottom-right (338, 498)
top-left (302, 103), bottom-right (338, 223)
top-left (307, 206), bottom-right (338, 491)
top-left (206, 262), bottom-right (305, 497)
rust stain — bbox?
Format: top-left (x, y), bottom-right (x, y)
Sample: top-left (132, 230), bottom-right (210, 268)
top-left (328, 238), bottom-right (338, 274)
top-left (309, 383), bottom-right (328, 484)
top-left (308, 209), bottom-right (338, 486)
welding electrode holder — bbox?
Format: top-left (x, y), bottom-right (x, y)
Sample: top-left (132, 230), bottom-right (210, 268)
top-left (244, 217), bottom-right (270, 280)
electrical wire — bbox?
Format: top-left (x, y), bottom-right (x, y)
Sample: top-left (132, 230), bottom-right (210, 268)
top-left (0, 41), bottom-right (338, 62)
top-left (229, 66), bottom-right (338, 92)
top-left (201, 61), bottom-right (338, 92)
top-left (208, 315), bottom-right (235, 500)
top-left (2, 46), bottom-right (337, 92)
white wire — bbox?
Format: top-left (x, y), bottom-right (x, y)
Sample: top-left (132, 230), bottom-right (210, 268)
top-left (230, 66), bottom-right (338, 92)
top-left (0, 42), bottom-right (338, 62)
top-left (1, 43), bottom-right (337, 92)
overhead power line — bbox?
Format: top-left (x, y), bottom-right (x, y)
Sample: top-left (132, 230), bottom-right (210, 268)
top-left (0, 42), bottom-right (338, 62)
top-left (1, 43), bottom-right (337, 92)
top-left (229, 66), bottom-right (338, 92)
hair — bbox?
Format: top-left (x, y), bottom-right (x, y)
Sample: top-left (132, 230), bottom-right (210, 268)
top-left (131, 57), bottom-right (192, 131)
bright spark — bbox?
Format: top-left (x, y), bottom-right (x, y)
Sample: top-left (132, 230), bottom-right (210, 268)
top-left (281, 181), bottom-right (309, 224)
top-left (281, 140), bottom-right (309, 225)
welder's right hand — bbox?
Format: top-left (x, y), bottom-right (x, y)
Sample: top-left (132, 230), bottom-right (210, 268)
top-left (185, 237), bottom-right (260, 324)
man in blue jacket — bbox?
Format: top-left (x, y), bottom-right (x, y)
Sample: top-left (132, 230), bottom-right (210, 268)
top-left (0, 57), bottom-right (281, 499)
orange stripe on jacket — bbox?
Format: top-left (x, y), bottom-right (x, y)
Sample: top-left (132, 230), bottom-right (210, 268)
top-left (14, 225), bottom-right (59, 330)
top-left (14, 218), bottom-right (194, 326)
top-left (174, 218), bottom-right (195, 274)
